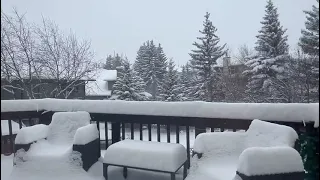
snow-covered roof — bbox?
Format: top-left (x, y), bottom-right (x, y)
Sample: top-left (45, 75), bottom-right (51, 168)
top-left (1, 99), bottom-right (318, 127)
top-left (86, 69), bottom-right (117, 81)
top-left (102, 70), bottom-right (117, 81)
top-left (85, 69), bottom-right (117, 96)
top-left (85, 81), bottom-right (111, 96)
top-left (1, 120), bottom-right (20, 136)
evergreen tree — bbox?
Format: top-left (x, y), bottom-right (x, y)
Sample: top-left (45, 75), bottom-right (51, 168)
top-left (111, 60), bottom-right (148, 101)
top-left (159, 59), bottom-right (180, 101)
top-left (298, 2), bottom-right (319, 178)
top-left (104, 53), bottom-right (125, 70)
top-left (255, 0), bottom-right (289, 57)
top-left (134, 42), bottom-right (148, 76)
top-left (299, 0), bottom-right (319, 102)
top-left (178, 63), bottom-right (193, 101)
top-left (156, 44), bottom-right (168, 84)
top-left (113, 54), bottom-right (124, 69)
top-left (104, 55), bottom-right (114, 70)
top-left (299, 131), bottom-right (319, 180)
top-left (134, 40), bottom-right (167, 100)
top-left (299, 0), bottom-right (319, 57)
top-left (244, 0), bottom-right (290, 103)
top-left (189, 12), bottom-right (226, 102)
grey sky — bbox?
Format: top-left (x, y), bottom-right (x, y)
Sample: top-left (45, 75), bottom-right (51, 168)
top-left (1, 0), bottom-right (317, 67)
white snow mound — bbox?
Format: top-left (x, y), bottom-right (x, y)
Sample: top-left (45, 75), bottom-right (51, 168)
top-left (245, 119), bottom-right (298, 148)
top-left (47, 111), bottom-right (91, 145)
top-left (73, 124), bottom-right (99, 145)
top-left (103, 139), bottom-right (187, 172)
top-left (237, 146), bottom-right (304, 176)
top-left (15, 124), bottom-right (49, 144)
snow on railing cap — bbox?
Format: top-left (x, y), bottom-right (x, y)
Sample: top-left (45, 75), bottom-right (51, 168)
top-left (1, 99), bottom-right (319, 127)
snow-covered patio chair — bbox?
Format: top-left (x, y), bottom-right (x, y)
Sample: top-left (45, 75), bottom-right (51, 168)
top-left (186, 119), bottom-right (304, 180)
top-left (13, 111), bottom-right (100, 171)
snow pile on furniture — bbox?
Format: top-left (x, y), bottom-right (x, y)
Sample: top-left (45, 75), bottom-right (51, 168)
top-left (15, 124), bottom-right (49, 144)
top-left (9, 111), bottom-right (100, 180)
top-left (186, 119), bottom-right (301, 180)
top-left (1, 99), bottom-right (318, 127)
top-left (245, 119), bottom-right (298, 148)
top-left (103, 139), bottom-right (187, 172)
top-left (193, 132), bottom-right (245, 158)
top-left (15, 111), bottom-right (91, 155)
top-left (1, 120), bottom-right (21, 136)
top-left (73, 124), bottom-right (99, 145)
top-left (47, 111), bottom-right (90, 145)
top-left (237, 146), bottom-right (304, 176)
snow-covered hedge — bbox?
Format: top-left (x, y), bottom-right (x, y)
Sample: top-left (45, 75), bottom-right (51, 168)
top-left (1, 98), bottom-right (318, 127)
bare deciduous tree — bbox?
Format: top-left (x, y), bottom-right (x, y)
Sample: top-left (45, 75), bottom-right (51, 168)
top-left (1, 9), bottom-right (42, 99)
top-left (234, 44), bottom-right (254, 64)
top-left (36, 18), bottom-right (95, 98)
top-left (289, 47), bottom-right (318, 103)
top-left (1, 9), bottom-right (95, 99)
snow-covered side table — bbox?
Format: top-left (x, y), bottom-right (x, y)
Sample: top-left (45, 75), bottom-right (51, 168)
top-left (103, 139), bottom-right (188, 180)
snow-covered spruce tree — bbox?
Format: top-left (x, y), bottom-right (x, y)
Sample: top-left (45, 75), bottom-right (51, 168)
top-left (299, 0), bottom-right (319, 57)
top-left (110, 60), bottom-right (148, 101)
top-left (189, 12), bottom-right (226, 102)
top-left (297, 2), bottom-right (319, 179)
top-left (299, 130), bottom-right (319, 180)
top-left (104, 53), bottom-right (125, 70)
top-left (299, 0), bottom-right (319, 103)
top-left (104, 55), bottom-right (114, 70)
top-left (178, 64), bottom-right (192, 101)
top-left (134, 40), bottom-right (167, 100)
top-left (156, 43), bottom-right (168, 86)
top-left (159, 59), bottom-right (180, 101)
top-left (243, 0), bottom-right (290, 103)
top-left (134, 42), bottom-right (148, 76)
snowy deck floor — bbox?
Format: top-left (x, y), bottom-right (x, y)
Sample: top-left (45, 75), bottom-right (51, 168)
top-left (1, 153), bottom-right (185, 180)
top-left (1, 126), bottom-right (244, 180)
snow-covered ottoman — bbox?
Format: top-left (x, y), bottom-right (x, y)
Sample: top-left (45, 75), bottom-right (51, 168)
top-left (235, 146), bottom-right (305, 180)
top-left (103, 139), bottom-right (188, 180)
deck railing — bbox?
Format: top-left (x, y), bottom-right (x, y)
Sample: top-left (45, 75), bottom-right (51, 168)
top-left (1, 99), bottom-right (318, 168)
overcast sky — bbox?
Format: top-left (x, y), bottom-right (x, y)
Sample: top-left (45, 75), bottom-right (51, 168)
top-left (1, 0), bottom-right (317, 66)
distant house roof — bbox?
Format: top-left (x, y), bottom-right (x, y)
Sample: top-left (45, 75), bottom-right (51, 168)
top-left (1, 120), bottom-right (21, 136)
top-left (85, 69), bottom-right (117, 96)
top-left (101, 70), bottom-right (117, 81)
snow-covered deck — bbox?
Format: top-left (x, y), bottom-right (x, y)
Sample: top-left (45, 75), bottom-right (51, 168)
top-left (1, 153), bottom-right (186, 180)
top-left (1, 99), bottom-right (318, 180)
